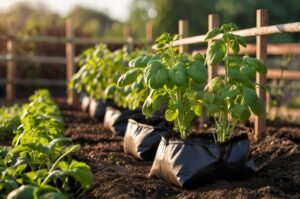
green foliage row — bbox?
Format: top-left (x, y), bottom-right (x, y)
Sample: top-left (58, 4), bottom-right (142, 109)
top-left (0, 105), bottom-right (21, 141)
top-left (70, 44), bottom-right (149, 110)
top-left (0, 90), bottom-right (92, 198)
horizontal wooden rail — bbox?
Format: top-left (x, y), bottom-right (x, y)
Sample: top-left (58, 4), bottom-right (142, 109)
top-left (0, 55), bottom-right (66, 64)
top-left (193, 43), bottom-right (300, 55)
top-left (217, 68), bottom-right (300, 80)
top-left (155, 22), bottom-right (300, 48)
top-left (0, 35), bottom-right (147, 45)
top-left (0, 78), bottom-right (66, 86)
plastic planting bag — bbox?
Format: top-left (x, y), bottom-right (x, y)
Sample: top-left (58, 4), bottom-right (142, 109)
top-left (103, 106), bottom-right (140, 136)
top-left (89, 99), bottom-right (115, 120)
top-left (149, 133), bottom-right (256, 188)
top-left (123, 117), bottom-right (169, 161)
top-left (81, 95), bottom-right (91, 113)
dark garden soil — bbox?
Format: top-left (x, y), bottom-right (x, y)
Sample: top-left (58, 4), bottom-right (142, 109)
top-left (59, 102), bottom-right (300, 199)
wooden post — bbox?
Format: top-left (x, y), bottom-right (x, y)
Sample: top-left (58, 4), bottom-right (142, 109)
top-left (146, 21), bottom-right (153, 43)
top-left (123, 25), bottom-right (133, 51)
top-left (207, 14), bottom-right (219, 82)
top-left (6, 20), bottom-right (15, 100)
top-left (65, 18), bottom-right (75, 104)
top-left (178, 20), bottom-right (188, 53)
top-left (255, 9), bottom-right (268, 141)
top-left (123, 25), bottom-right (131, 39)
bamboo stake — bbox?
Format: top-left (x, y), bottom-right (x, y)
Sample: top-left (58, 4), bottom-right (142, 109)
top-left (178, 20), bottom-right (189, 53)
top-left (6, 19), bottom-right (15, 100)
top-left (255, 9), bottom-right (268, 141)
top-left (66, 18), bottom-right (75, 105)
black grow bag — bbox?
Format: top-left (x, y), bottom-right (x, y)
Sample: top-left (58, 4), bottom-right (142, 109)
top-left (149, 133), bottom-right (256, 188)
top-left (89, 99), bottom-right (115, 120)
top-left (103, 106), bottom-right (140, 136)
top-left (81, 95), bottom-right (91, 113)
top-left (123, 117), bottom-right (169, 161)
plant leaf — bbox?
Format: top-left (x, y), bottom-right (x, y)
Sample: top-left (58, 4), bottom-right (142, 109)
top-left (205, 28), bottom-right (221, 40)
top-left (165, 106), bottom-right (178, 121)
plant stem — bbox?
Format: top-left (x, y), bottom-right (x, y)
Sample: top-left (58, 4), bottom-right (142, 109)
top-left (41, 147), bottom-right (75, 186)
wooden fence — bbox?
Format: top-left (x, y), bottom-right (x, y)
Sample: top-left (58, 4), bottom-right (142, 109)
top-left (1, 11), bottom-right (300, 140)
top-left (166, 9), bottom-right (300, 141)
top-left (0, 18), bottom-right (154, 104)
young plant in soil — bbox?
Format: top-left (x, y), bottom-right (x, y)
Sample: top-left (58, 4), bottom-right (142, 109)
top-left (0, 90), bottom-right (92, 198)
top-left (203, 23), bottom-right (267, 142)
top-left (70, 44), bottom-right (133, 101)
top-left (118, 33), bottom-right (207, 139)
top-left (0, 105), bottom-right (21, 140)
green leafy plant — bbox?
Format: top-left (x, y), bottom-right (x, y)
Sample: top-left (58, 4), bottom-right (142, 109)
top-left (70, 43), bottom-right (147, 110)
top-left (203, 23), bottom-right (267, 142)
top-left (0, 105), bottom-right (21, 140)
top-left (118, 34), bottom-right (207, 139)
top-left (0, 90), bottom-right (93, 198)
top-left (268, 55), bottom-right (292, 108)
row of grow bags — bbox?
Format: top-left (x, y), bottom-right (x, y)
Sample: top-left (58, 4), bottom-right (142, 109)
top-left (79, 94), bottom-right (257, 188)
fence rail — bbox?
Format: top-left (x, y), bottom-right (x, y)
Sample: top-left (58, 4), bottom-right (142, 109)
top-left (0, 35), bottom-right (147, 45)
top-left (165, 22), bottom-right (300, 47)
top-left (193, 43), bottom-right (300, 55)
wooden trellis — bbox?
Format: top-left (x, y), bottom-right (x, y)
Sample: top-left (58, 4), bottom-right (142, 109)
top-left (168, 9), bottom-right (300, 141)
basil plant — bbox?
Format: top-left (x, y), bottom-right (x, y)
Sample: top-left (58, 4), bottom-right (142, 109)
top-left (203, 23), bottom-right (267, 142)
top-left (118, 34), bottom-right (207, 139)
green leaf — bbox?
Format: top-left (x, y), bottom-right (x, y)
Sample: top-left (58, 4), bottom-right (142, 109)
top-left (243, 56), bottom-right (267, 74)
top-left (205, 28), bottom-right (221, 40)
top-left (203, 93), bottom-right (215, 104)
top-left (240, 65), bottom-right (256, 79)
top-left (35, 185), bottom-right (61, 197)
top-left (152, 94), bottom-right (168, 114)
top-left (165, 106), bottom-right (178, 121)
top-left (129, 56), bottom-right (143, 68)
top-left (250, 98), bottom-right (264, 116)
top-left (231, 40), bottom-right (240, 54)
top-left (187, 60), bottom-right (207, 83)
top-left (206, 41), bottom-right (226, 65)
top-left (236, 35), bottom-right (247, 47)
top-left (7, 185), bottom-right (37, 199)
top-left (242, 87), bottom-right (264, 116)
top-left (117, 69), bottom-right (140, 87)
top-left (207, 77), bottom-right (225, 93)
top-left (169, 69), bottom-right (187, 87)
top-left (193, 103), bottom-right (203, 116)
top-left (38, 192), bottom-right (68, 199)
top-left (205, 104), bottom-right (221, 115)
top-left (66, 160), bottom-right (93, 189)
top-left (47, 138), bottom-right (72, 150)
top-left (104, 84), bottom-right (117, 98)
top-left (230, 104), bottom-right (250, 122)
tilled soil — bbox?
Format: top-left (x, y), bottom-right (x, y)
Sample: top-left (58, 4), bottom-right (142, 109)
top-left (60, 103), bottom-right (300, 199)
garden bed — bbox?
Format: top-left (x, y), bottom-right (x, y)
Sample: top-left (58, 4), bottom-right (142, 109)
top-left (60, 102), bottom-right (300, 199)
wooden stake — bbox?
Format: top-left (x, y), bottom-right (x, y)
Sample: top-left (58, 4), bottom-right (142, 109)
top-left (178, 20), bottom-right (188, 53)
top-left (146, 21), bottom-right (153, 43)
top-left (255, 9), bottom-right (268, 141)
top-left (207, 14), bottom-right (219, 82)
top-left (123, 25), bottom-right (131, 39)
top-left (66, 18), bottom-right (75, 104)
top-left (6, 19), bottom-right (15, 100)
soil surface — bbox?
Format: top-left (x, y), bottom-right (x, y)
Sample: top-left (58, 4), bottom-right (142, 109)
top-left (60, 103), bottom-right (300, 199)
